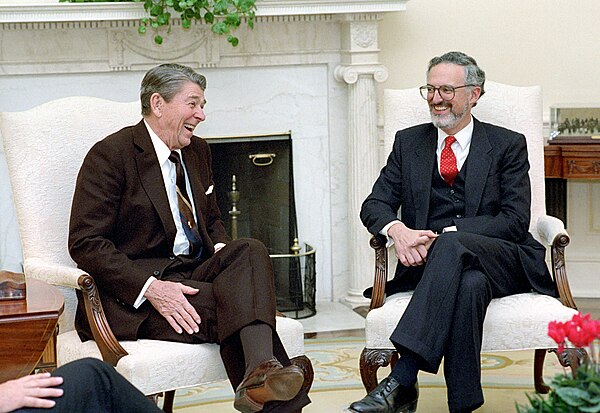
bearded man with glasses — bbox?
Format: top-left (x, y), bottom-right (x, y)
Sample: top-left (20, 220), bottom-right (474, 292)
top-left (348, 51), bottom-right (556, 413)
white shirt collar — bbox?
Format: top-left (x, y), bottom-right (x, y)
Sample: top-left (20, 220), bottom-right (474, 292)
top-left (437, 115), bottom-right (474, 150)
top-left (144, 119), bottom-right (179, 166)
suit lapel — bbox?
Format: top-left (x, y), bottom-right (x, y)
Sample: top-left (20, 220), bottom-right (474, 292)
top-left (464, 118), bottom-right (493, 217)
top-left (411, 126), bottom-right (437, 228)
top-left (132, 121), bottom-right (177, 242)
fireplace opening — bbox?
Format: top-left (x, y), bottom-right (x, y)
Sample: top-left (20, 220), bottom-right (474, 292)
top-left (207, 133), bottom-right (316, 318)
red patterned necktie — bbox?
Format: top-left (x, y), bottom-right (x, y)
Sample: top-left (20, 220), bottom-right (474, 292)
top-left (440, 135), bottom-right (458, 186)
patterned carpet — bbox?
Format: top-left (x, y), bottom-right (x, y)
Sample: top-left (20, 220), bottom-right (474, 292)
top-left (171, 336), bottom-right (567, 412)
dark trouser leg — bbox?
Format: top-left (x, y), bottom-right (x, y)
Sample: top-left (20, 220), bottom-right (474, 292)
top-left (139, 238), bottom-right (310, 411)
top-left (390, 232), bottom-right (532, 410)
top-left (221, 331), bottom-right (311, 413)
top-left (139, 238), bottom-right (278, 345)
top-left (16, 358), bottom-right (162, 413)
top-left (443, 269), bottom-right (491, 412)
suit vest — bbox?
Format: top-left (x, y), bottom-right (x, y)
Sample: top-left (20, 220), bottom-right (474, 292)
top-left (427, 158), bottom-right (469, 233)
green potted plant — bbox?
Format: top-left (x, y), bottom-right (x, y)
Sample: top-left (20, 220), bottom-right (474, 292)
top-left (516, 312), bottom-right (600, 413)
top-left (59, 0), bottom-right (256, 46)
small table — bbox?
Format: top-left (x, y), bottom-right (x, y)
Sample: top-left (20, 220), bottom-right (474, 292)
top-left (544, 140), bottom-right (600, 225)
top-left (0, 277), bottom-right (64, 383)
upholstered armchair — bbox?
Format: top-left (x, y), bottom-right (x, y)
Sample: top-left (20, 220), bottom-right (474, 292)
top-left (360, 82), bottom-right (582, 394)
top-left (0, 97), bottom-right (313, 412)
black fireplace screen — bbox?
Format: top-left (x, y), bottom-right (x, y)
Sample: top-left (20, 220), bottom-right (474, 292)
top-left (207, 133), bottom-right (316, 318)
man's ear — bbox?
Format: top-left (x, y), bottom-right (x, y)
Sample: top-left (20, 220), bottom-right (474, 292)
top-left (470, 86), bottom-right (482, 106)
top-left (150, 93), bottom-right (163, 117)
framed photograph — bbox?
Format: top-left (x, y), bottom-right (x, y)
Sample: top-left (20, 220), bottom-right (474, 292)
top-left (550, 104), bottom-right (600, 143)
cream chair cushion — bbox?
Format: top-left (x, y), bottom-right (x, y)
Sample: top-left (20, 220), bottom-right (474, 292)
top-left (58, 316), bottom-right (304, 395)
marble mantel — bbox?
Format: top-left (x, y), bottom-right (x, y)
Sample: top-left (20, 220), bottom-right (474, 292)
top-left (0, 1), bottom-right (406, 22)
top-left (0, 0), bottom-right (408, 305)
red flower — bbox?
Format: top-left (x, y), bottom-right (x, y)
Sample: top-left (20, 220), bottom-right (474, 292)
top-left (548, 312), bottom-right (600, 352)
top-left (548, 320), bottom-right (567, 346)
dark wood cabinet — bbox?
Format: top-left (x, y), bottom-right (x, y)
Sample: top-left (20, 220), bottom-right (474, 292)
top-left (544, 140), bottom-right (600, 225)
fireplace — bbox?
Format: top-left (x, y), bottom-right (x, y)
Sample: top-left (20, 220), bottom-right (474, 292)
top-left (207, 132), bottom-right (316, 317)
top-left (0, 0), bottom-right (407, 305)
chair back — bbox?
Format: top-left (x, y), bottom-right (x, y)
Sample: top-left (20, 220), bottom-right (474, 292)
top-left (1, 97), bottom-right (141, 331)
top-left (383, 81), bottom-right (545, 237)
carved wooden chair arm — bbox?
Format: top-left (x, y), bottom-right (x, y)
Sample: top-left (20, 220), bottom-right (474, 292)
top-left (77, 274), bottom-right (128, 366)
top-left (536, 215), bottom-right (577, 309)
top-left (550, 232), bottom-right (576, 309)
top-left (369, 235), bottom-right (388, 310)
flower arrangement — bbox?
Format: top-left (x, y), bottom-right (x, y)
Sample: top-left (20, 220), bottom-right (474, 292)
top-left (516, 312), bottom-right (600, 413)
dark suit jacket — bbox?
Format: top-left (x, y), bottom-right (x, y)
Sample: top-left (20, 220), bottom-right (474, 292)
top-left (360, 118), bottom-right (556, 297)
top-left (69, 120), bottom-right (231, 340)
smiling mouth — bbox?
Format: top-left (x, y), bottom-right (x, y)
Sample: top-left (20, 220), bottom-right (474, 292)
top-left (432, 104), bottom-right (450, 112)
top-left (184, 123), bottom-right (196, 132)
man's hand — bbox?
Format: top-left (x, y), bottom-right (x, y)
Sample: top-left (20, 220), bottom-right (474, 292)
top-left (145, 279), bottom-right (202, 335)
top-left (388, 222), bottom-right (438, 267)
top-left (0, 373), bottom-right (63, 413)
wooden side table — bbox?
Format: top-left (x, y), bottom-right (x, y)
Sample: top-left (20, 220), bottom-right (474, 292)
top-left (544, 140), bottom-right (600, 225)
top-left (0, 277), bottom-right (64, 383)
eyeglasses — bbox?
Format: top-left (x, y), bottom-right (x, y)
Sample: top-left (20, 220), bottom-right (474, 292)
top-left (419, 84), bottom-right (475, 101)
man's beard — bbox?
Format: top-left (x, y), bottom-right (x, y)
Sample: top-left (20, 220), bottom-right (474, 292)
top-left (430, 99), bottom-right (470, 130)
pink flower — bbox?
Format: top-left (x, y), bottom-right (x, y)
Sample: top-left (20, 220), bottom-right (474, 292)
top-left (548, 320), bottom-right (567, 346)
top-left (548, 312), bottom-right (600, 360)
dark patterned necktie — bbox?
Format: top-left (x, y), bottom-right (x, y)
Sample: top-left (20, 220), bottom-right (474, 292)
top-left (440, 135), bottom-right (458, 186)
top-left (168, 151), bottom-right (203, 256)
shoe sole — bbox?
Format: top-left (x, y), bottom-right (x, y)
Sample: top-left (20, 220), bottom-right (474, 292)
top-left (250, 368), bottom-right (304, 402)
top-left (234, 368), bottom-right (304, 413)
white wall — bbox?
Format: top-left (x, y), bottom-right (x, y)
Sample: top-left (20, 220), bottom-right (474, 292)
top-left (378, 0), bottom-right (600, 298)
top-left (379, 0), bottom-right (600, 119)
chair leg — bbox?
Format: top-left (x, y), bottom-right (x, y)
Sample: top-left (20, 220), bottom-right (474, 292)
top-left (359, 347), bottom-right (398, 392)
top-left (162, 390), bottom-right (175, 413)
top-left (533, 349), bottom-right (550, 394)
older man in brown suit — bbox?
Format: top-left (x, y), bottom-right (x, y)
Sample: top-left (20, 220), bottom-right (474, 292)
top-left (68, 63), bottom-right (309, 413)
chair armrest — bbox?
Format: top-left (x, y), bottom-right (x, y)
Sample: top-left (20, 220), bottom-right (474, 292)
top-left (537, 215), bottom-right (568, 247)
top-left (22, 259), bottom-right (128, 366)
top-left (24, 258), bottom-right (82, 289)
top-left (78, 275), bottom-right (128, 366)
top-left (369, 235), bottom-right (388, 310)
top-left (536, 215), bottom-right (577, 310)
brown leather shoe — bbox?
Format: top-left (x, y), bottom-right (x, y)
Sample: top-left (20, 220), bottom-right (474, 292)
top-left (234, 358), bottom-right (304, 413)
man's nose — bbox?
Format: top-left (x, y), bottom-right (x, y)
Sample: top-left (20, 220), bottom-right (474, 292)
top-left (195, 108), bottom-right (206, 121)
top-left (430, 89), bottom-right (444, 104)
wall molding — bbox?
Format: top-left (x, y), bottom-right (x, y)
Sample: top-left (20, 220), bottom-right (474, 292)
top-left (0, 1), bottom-right (407, 23)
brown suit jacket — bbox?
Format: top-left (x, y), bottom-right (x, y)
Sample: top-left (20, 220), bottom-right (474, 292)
top-left (69, 120), bottom-right (231, 340)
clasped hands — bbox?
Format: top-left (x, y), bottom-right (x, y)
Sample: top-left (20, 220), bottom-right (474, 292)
top-left (388, 222), bottom-right (438, 267)
top-left (145, 279), bottom-right (201, 335)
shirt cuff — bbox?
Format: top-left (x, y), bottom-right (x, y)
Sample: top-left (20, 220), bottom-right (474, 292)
top-left (214, 242), bottom-right (226, 253)
top-left (442, 226), bottom-right (458, 233)
top-left (133, 276), bottom-right (157, 309)
top-left (380, 220), bottom-right (402, 248)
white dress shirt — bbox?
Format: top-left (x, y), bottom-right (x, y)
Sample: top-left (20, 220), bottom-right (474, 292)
top-left (381, 116), bottom-right (474, 243)
top-left (133, 121), bottom-right (198, 308)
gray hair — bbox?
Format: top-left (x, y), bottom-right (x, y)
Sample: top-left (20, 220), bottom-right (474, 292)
top-left (428, 51), bottom-right (486, 101)
top-left (140, 63), bottom-right (207, 116)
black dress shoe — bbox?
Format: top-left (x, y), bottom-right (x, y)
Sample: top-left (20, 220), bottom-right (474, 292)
top-left (348, 377), bottom-right (418, 413)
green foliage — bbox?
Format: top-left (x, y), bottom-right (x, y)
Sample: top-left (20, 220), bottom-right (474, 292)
top-left (59, 0), bottom-right (256, 46)
top-left (516, 366), bottom-right (600, 413)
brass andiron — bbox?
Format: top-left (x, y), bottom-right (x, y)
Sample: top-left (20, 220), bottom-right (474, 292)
top-left (228, 175), bottom-right (240, 240)
top-left (291, 238), bottom-right (301, 255)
